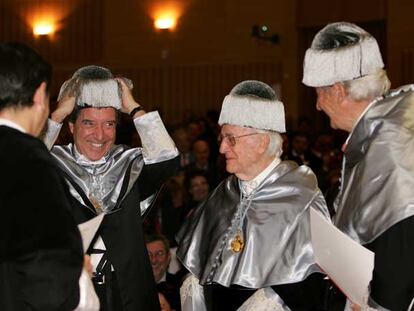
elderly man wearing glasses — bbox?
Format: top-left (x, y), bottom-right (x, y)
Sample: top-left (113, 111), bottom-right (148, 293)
top-left (177, 80), bottom-right (331, 310)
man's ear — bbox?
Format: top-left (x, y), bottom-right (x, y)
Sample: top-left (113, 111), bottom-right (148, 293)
top-left (258, 133), bottom-right (270, 154)
top-left (33, 82), bottom-right (47, 110)
top-left (332, 82), bottom-right (347, 103)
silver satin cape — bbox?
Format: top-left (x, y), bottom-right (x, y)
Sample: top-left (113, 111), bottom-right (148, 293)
top-left (335, 84), bottom-right (414, 245)
top-left (51, 144), bottom-right (146, 215)
top-left (45, 111), bottom-right (178, 215)
top-left (177, 160), bottom-right (330, 289)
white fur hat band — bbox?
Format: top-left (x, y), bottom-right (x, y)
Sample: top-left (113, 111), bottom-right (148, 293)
top-left (218, 80), bottom-right (285, 133)
top-left (302, 22), bottom-right (384, 87)
top-left (57, 65), bottom-right (133, 109)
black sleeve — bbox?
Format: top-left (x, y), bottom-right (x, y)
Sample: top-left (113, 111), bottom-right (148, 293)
top-left (137, 155), bottom-right (180, 200)
top-left (4, 155), bottom-right (83, 310)
top-left (366, 215), bottom-right (414, 310)
top-left (271, 273), bottom-right (329, 311)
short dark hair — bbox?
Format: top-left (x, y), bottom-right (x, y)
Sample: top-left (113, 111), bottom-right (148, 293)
top-left (0, 43), bottom-right (52, 111)
top-left (68, 105), bottom-right (120, 123)
top-left (68, 105), bottom-right (86, 123)
top-left (145, 234), bottom-right (170, 252)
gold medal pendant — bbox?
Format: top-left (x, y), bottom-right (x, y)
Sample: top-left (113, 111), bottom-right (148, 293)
top-left (89, 195), bottom-right (103, 214)
top-left (230, 230), bottom-right (244, 253)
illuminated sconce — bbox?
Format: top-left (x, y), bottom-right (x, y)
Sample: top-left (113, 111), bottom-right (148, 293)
top-left (150, 1), bottom-right (182, 31)
top-left (33, 23), bottom-right (54, 36)
top-left (154, 18), bottom-right (175, 30)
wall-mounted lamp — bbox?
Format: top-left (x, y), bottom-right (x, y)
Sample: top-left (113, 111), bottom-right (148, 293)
top-left (33, 23), bottom-right (54, 36)
top-left (155, 18), bottom-right (175, 30)
top-left (252, 24), bottom-right (280, 44)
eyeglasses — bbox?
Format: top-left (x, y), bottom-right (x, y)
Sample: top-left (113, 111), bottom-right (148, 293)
top-left (148, 250), bottom-right (166, 259)
top-left (218, 133), bottom-right (262, 147)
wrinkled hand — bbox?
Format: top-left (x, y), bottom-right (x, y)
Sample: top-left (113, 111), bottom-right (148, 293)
top-left (51, 96), bottom-right (76, 123)
top-left (116, 78), bottom-right (144, 116)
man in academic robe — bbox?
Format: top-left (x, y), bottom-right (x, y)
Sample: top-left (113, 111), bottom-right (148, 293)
top-left (302, 22), bottom-right (414, 310)
top-left (0, 43), bottom-right (98, 310)
top-left (177, 80), bottom-right (332, 310)
top-left (44, 65), bottom-right (180, 311)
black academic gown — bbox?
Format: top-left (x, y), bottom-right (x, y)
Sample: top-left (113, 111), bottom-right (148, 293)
top-left (58, 152), bottom-right (180, 311)
top-left (0, 126), bottom-right (83, 311)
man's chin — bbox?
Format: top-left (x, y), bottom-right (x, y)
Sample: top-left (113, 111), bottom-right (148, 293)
top-left (83, 149), bottom-right (109, 161)
top-left (225, 165), bottom-right (236, 175)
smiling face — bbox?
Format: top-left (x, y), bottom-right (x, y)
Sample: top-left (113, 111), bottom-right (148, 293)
top-left (316, 83), bottom-right (373, 132)
top-left (69, 107), bottom-right (117, 161)
top-left (146, 240), bottom-right (170, 283)
top-left (189, 175), bottom-right (209, 202)
top-left (315, 83), bottom-right (357, 131)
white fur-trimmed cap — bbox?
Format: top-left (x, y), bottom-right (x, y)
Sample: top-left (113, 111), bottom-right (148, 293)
top-left (57, 65), bottom-right (133, 109)
top-left (302, 22), bottom-right (384, 87)
top-left (218, 80), bottom-right (285, 133)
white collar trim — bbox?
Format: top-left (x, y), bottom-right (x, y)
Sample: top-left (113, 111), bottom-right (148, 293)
top-left (0, 118), bottom-right (26, 133)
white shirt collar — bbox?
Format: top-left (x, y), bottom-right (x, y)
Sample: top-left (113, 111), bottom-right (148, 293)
top-left (157, 272), bottom-right (167, 284)
top-left (0, 118), bottom-right (26, 133)
top-left (240, 157), bottom-right (281, 196)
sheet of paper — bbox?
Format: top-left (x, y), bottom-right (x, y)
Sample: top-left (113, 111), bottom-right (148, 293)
top-left (77, 214), bottom-right (104, 253)
top-left (310, 208), bottom-right (374, 306)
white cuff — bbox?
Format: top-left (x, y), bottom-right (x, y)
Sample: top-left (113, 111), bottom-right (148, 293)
top-left (237, 287), bottom-right (290, 311)
top-left (44, 118), bottom-right (62, 150)
top-left (180, 274), bottom-right (207, 311)
top-left (133, 111), bottom-right (178, 164)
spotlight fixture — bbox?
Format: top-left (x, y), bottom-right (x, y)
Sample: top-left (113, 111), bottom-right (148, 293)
top-left (251, 24), bottom-right (280, 44)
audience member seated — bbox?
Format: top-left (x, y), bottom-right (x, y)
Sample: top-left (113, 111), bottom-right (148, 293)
top-left (286, 132), bottom-right (323, 174)
top-left (184, 170), bottom-right (210, 217)
top-left (154, 177), bottom-right (188, 246)
top-left (185, 139), bottom-right (223, 188)
top-left (146, 234), bottom-right (182, 311)
top-left (172, 126), bottom-right (195, 169)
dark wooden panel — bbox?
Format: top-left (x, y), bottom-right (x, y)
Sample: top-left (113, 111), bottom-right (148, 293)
top-left (297, 0), bottom-right (386, 27)
top-left (0, 0), bottom-right (103, 63)
top-left (401, 49), bottom-right (414, 85)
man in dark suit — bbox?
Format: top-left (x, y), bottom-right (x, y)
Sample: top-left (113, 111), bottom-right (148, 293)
top-left (0, 43), bottom-right (98, 310)
top-left (146, 234), bottom-right (182, 311)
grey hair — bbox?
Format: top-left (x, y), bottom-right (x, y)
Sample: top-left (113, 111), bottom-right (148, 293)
top-left (343, 69), bottom-right (391, 101)
top-left (257, 129), bottom-right (283, 158)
